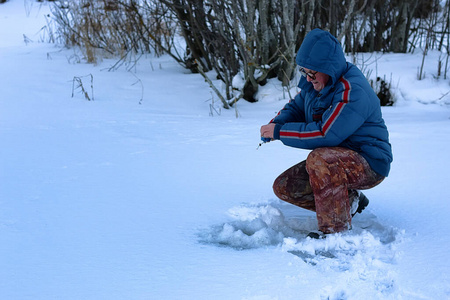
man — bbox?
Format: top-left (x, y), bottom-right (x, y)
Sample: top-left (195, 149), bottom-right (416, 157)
top-left (260, 28), bottom-right (393, 237)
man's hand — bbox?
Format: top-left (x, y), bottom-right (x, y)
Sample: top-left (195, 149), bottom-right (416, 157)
top-left (260, 123), bottom-right (276, 139)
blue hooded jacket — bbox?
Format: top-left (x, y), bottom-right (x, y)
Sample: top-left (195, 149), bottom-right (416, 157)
top-left (271, 29), bottom-right (393, 177)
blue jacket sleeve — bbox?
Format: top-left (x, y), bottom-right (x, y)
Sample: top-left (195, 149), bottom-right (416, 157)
top-left (270, 92), bottom-right (306, 125)
top-left (276, 78), bottom-right (369, 149)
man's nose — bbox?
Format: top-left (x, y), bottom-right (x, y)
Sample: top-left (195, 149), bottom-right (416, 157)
top-left (307, 76), bottom-right (313, 82)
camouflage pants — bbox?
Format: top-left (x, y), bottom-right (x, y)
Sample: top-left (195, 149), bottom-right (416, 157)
top-left (273, 147), bottom-right (384, 234)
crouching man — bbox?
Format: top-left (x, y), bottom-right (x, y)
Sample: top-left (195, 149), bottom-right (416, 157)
top-left (260, 29), bottom-right (393, 237)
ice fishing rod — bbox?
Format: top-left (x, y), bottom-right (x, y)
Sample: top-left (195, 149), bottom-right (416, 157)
top-left (257, 137), bottom-right (271, 149)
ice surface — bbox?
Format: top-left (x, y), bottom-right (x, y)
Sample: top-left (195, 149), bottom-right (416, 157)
top-left (1, 1), bottom-right (450, 299)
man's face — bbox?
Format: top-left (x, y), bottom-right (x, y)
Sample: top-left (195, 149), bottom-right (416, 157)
top-left (301, 67), bottom-right (330, 92)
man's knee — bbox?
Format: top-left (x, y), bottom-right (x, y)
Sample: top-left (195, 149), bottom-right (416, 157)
top-left (305, 148), bottom-right (329, 176)
top-left (272, 160), bottom-right (311, 201)
top-left (306, 147), bottom-right (350, 192)
top-left (272, 175), bottom-right (285, 200)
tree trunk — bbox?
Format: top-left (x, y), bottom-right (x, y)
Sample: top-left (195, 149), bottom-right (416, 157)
top-left (259, 0), bottom-right (270, 63)
top-left (277, 0), bottom-right (296, 86)
top-left (390, 2), bottom-right (410, 53)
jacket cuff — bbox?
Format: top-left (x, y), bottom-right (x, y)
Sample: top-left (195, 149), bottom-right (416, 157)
top-left (273, 123), bottom-right (282, 140)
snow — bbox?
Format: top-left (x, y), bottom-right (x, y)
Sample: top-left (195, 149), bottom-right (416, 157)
top-left (1, 1), bottom-right (450, 299)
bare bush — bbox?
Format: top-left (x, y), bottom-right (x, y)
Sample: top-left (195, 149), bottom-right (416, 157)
top-left (51, 0), bottom-right (180, 64)
top-left (49, 0), bottom-right (450, 108)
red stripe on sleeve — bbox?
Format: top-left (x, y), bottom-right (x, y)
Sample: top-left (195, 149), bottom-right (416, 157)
top-left (279, 77), bottom-right (351, 140)
top-left (322, 77), bottom-right (351, 134)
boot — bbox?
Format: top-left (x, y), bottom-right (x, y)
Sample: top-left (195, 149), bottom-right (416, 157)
top-left (350, 190), bottom-right (369, 217)
top-left (307, 231), bottom-right (325, 239)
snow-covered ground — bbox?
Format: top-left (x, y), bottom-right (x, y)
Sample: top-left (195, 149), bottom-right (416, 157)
top-left (1, 1), bottom-right (450, 299)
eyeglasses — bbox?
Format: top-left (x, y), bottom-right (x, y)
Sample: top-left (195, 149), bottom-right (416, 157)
top-left (299, 67), bottom-right (318, 80)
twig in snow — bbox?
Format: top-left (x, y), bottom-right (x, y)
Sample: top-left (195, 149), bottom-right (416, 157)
top-left (72, 74), bottom-right (94, 101)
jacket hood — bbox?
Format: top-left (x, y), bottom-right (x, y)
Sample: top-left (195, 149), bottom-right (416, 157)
top-left (296, 29), bottom-right (347, 86)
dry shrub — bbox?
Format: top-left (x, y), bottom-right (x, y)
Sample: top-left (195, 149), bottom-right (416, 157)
top-left (51, 0), bottom-right (177, 64)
